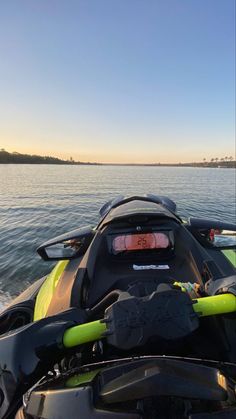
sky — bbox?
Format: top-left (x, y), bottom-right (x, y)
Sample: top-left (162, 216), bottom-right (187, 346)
top-left (0, 0), bottom-right (235, 164)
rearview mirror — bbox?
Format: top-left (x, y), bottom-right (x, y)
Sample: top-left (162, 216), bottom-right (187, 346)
top-left (208, 229), bottom-right (236, 248)
top-left (188, 218), bottom-right (236, 250)
top-left (37, 226), bottom-right (95, 261)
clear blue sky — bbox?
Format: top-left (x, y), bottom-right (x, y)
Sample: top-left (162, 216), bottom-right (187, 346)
top-left (0, 0), bottom-right (235, 163)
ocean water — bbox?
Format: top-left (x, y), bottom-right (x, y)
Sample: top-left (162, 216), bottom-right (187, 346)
top-left (0, 164), bottom-right (235, 307)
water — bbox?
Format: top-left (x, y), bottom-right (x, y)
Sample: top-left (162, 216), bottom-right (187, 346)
top-left (0, 164), bottom-right (235, 307)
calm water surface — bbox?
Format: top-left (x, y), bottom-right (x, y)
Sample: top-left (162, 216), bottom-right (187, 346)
top-left (0, 165), bottom-right (235, 307)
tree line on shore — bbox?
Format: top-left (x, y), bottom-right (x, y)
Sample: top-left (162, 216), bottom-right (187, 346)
top-left (197, 156), bottom-right (236, 168)
top-left (203, 156), bottom-right (234, 163)
top-left (179, 156), bottom-right (235, 168)
top-left (0, 149), bottom-right (101, 165)
top-left (0, 148), bottom-right (235, 167)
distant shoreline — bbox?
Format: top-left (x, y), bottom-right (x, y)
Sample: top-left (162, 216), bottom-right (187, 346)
top-left (0, 150), bottom-right (235, 168)
top-left (1, 162), bottom-right (235, 168)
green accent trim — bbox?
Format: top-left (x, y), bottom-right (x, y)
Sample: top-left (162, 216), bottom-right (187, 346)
top-left (63, 320), bottom-right (107, 348)
top-left (66, 369), bottom-right (100, 388)
top-left (193, 294), bottom-right (236, 317)
top-left (34, 260), bottom-right (69, 321)
top-left (222, 249), bottom-right (236, 268)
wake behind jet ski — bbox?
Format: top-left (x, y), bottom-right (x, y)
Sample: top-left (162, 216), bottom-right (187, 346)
top-left (0, 195), bottom-right (236, 419)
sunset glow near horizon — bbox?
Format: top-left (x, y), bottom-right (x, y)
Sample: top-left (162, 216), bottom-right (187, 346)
top-left (0, 1), bottom-right (235, 164)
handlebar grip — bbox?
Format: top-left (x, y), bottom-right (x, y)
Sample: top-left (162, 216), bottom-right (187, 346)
top-left (193, 293), bottom-right (236, 317)
top-left (63, 320), bottom-right (107, 348)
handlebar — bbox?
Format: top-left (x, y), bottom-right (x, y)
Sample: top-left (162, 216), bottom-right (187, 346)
top-left (63, 293), bottom-right (236, 349)
top-left (193, 293), bottom-right (236, 317)
top-left (63, 319), bottom-right (107, 348)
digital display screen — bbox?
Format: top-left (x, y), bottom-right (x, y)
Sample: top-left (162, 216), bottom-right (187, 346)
top-left (112, 232), bottom-right (170, 253)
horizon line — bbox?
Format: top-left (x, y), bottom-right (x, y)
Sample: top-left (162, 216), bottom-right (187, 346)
top-left (1, 149), bottom-right (235, 166)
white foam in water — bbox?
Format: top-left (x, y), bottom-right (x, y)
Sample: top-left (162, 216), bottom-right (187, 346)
top-left (0, 290), bottom-right (12, 312)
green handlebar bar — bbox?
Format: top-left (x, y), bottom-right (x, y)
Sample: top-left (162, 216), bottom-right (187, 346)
top-left (193, 293), bottom-right (236, 317)
top-left (63, 293), bottom-right (236, 349)
top-left (63, 320), bottom-right (107, 348)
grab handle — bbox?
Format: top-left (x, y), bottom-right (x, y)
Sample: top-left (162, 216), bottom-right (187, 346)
top-left (63, 294), bottom-right (236, 348)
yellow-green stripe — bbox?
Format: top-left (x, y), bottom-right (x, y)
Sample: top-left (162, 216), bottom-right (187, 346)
top-left (34, 260), bottom-right (69, 321)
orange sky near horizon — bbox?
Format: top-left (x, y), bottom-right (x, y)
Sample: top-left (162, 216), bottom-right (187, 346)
top-left (1, 141), bottom-right (235, 164)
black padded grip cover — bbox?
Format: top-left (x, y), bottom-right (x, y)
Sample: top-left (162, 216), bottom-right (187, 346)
top-left (105, 285), bottom-right (199, 350)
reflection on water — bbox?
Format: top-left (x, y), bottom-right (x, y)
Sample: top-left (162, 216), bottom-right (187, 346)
top-left (0, 165), bottom-right (235, 307)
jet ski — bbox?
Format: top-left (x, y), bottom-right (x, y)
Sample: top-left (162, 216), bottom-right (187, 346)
top-left (0, 195), bottom-right (236, 419)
